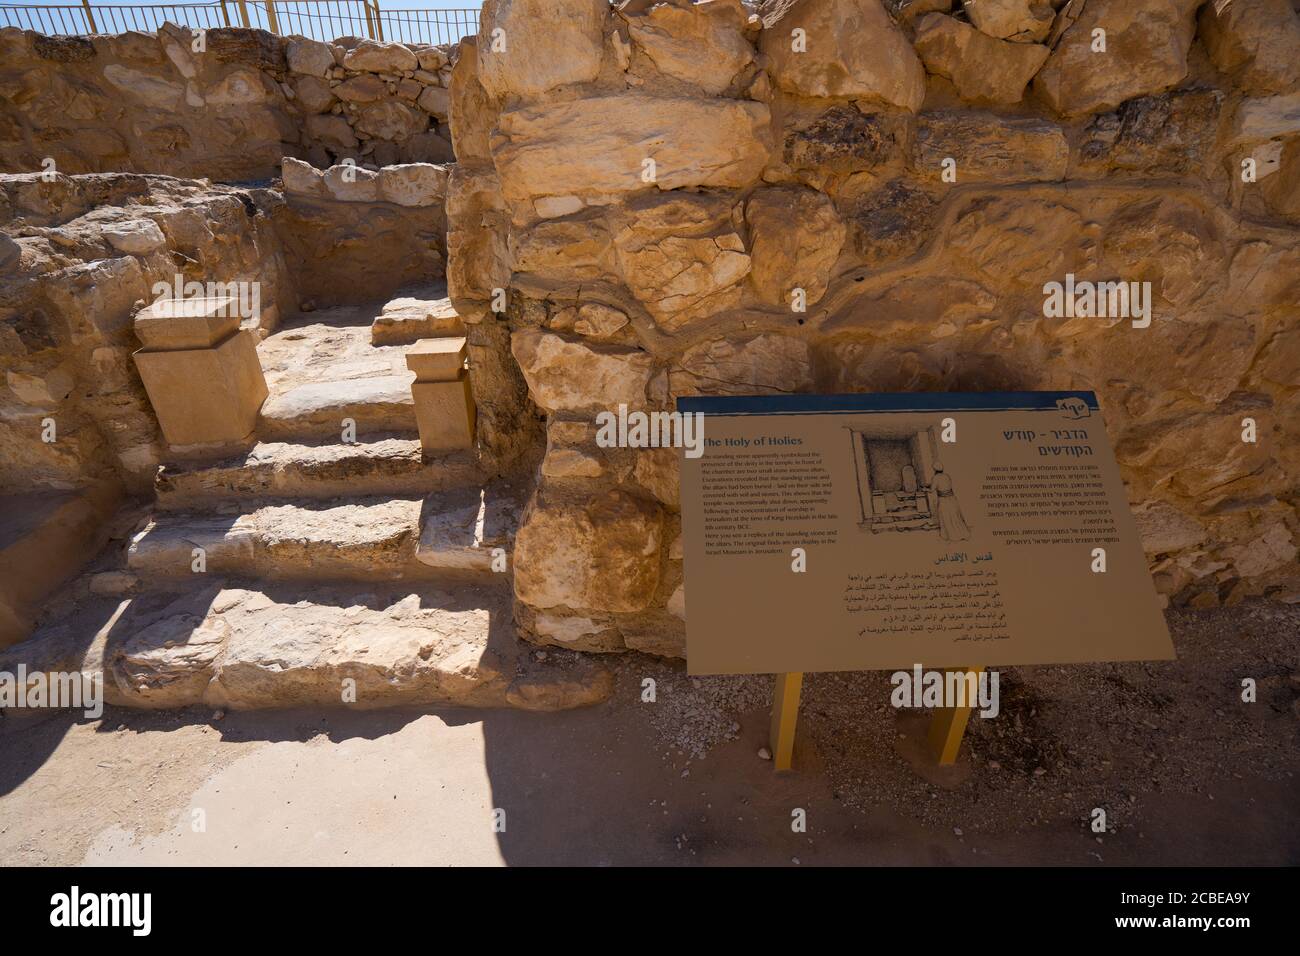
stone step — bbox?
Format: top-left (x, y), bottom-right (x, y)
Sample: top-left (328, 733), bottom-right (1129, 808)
top-left (257, 373), bottom-right (417, 442)
top-left (155, 437), bottom-right (481, 509)
top-left (129, 486), bottom-right (526, 581)
top-left (127, 497), bottom-right (431, 582)
top-left (416, 483), bottom-right (525, 572)
top-left (0, 579), bottom-right (612, 712)
top-left (371, 292), bottom-right (464, 346)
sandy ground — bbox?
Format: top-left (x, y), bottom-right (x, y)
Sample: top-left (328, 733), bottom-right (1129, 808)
top-left (1, 602), bottom-right (1296, 866)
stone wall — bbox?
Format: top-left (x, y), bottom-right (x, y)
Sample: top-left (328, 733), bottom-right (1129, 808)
top-left (275, 158), bottom-right (450, 304)
top-left (0, 27), bottom-right (456, 181)
top-left (0, 172), bottom-right (295, 494)
top-left (0, 160), bottom-right (453, 496)
top-left (444, 0), bottom-right (1300, 657)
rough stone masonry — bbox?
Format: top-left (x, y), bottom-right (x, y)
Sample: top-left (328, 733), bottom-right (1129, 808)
top-left (446, 0), bottom-right (1300, 658)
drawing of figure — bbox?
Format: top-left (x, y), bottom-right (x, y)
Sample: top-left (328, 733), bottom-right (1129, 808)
top-left (932, 462), bottom-right (970, 542)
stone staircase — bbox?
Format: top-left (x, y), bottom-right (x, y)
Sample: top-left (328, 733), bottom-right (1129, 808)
top-left (1, 290), bottom-right (610, 714)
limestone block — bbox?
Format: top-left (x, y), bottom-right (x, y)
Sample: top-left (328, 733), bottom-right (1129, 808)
top-left (1226, 92), bottom-right (1300, 148)
top-left (913, 13), bottom-right (1049, 106)
top-left (292, 75), bottom-right (335, 113)
top-left (377, 162), bottom-right (448, 206)
top-left (744, 186), bottom-right (846, 308)
top-left (412, 374), bottom-right (476, 452)
top-left (613, 191), bottom-right (751, 331)
top-left (476, 0), bottom-right (608, 99)
top-left (103, 219), bottom-right (167, 254)
top-left (759, 0), bottom-right (926, 111)
top-left (491, 93), bottom-right (771, 204)
top-left (287, 37), bottom-right (335, 77)
top-left (512, 215), bottom-right (616, 282)
top-left (406, 336), bottom-right (468, 382)
top-left (1033, 0), bottom-right (1200, 117)
top-left (961, 0), bottom-right (1053, 42)
top-left (450, 36), bottom-right (495, 165)
top-left (416, 486), bottom-right (519, 571)
top-left (1132, 500), bottom-right (1206, 554)
top-left (574, 303), bottom-right (628, 338)
top-left (669, 334), bottom-right (814, 397)
top-left (417, 46), bottom-right (449, 71)
top-left (323, 163), bottom-right (380, 201)
top-left (355, 100), bottom-right (427, 141)
top-left (535, 195), bottom-right (583, 218)
top-left (372, 297), bottom-right (464, 345)
top-left (417, 85), bottom-right (450, 119)
top-left (1076, 90), bottom-right (1222, 176)
top-left (0, 485), bottom-right (121, 649)
top-left (913, 111), bottom-right (1068, 182)
top-left (133, 329), bottom-right (268, 446)
top-left (101, 64), bottom-right (183, 108)
top-left (305, 114), bottom-right (358, 152)
top-left (282, 156), bottom-right (325, 197)
top-left (342, 40), bottom-right (419, 74)
top-left (334, 75), bottom-right (387, 103)
top-left (206, 68), bottom-right (278, 107)
top-left (624, 0), bottom-right (754, 95)
top-left (1199, 0), bottom-right (1300, 95)
top-left (134, 296), bottom-right (240, 350)
top-left (514, 489), bottom-right (664, 613)
top-left (6, 366), bottom-right (74, 407)
top-left (511, 330), bottom-right (655, 414)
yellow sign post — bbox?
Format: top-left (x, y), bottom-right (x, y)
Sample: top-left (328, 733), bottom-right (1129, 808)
top-left (926, 666), bottom-right (984, 765)
top-left (769, 672), bottom-right (803, 771)
top-left (768, 665), bottom-right (983, 770)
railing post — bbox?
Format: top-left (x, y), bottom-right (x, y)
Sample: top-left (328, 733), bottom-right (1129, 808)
top-left (80, 0), bottom-right (98, 33)
top-left (363, 0), bottom-right (376, 39)
top-left (235, 0), bottom-right (250, 28)
top-left (372, 0), bottom-right (384, 41)
top-left (263, 0), bottom-right (279, 33)
top-left (220, 0), bottom-right (232, 27)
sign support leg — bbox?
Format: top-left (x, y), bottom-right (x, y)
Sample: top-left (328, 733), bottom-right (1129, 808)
top-left (769, 672), bottom-right (803, 771)
top-left (927, 666), bottom-right (983, 765)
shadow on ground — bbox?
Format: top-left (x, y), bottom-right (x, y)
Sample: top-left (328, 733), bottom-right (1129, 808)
top-left (0, 602), bottom-right (1296, 865)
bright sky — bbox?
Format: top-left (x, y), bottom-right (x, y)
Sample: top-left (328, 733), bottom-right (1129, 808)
top-left (8, 1), bottom-right (481, 7)
top-left (1, 0), bottom-right (484, 45)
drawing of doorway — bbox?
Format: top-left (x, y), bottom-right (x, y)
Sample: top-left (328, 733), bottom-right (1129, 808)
top-left (847, 424), bottom-right (970, 540)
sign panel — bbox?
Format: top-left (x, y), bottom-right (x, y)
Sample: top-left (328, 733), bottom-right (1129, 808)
top-left (679, 392), bottom-right (1174, 675)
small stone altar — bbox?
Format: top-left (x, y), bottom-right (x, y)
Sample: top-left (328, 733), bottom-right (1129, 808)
top-left (132, 296), bottom-right (269, 447)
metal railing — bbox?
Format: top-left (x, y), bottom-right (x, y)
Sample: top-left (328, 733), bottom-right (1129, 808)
top-left (0, 2), bottom-right (480, 44)
top-left (379, 6), bottom-right (476, 45)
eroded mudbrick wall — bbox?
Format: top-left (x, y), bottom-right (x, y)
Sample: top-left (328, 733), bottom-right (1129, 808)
top-left (443, 0), bottom-right (1300, 658)
top-left (0, 27), bottom-right (456, 180)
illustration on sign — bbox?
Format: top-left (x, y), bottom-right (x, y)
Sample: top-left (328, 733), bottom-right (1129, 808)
top-left (847, 424), bottom-right (971, 540)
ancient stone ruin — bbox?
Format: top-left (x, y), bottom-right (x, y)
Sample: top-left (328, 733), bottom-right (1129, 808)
top-left (1, 0), bottom-right (1297, 713)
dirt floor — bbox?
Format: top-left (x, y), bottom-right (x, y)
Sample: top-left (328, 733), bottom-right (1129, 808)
top-left (1, 601), bottom-right (1296, 866)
